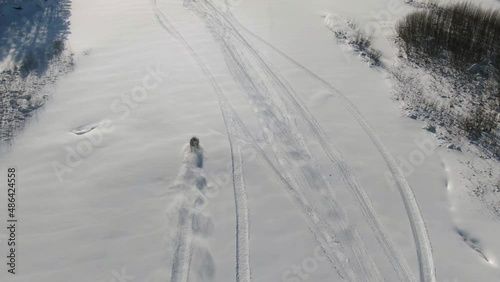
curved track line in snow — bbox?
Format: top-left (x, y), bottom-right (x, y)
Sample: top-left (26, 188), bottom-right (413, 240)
top-left (224, 109), bottom-right (252, 282)
top-left (229, 138), bottom-right (252, 282)
top-left (228, 17), bottom-right (436, 282)
top-left (152, 2), bottom-right (251, 281)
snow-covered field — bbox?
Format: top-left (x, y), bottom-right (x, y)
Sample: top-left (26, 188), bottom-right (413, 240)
top-left (0, 0), bottom-right (499, 281)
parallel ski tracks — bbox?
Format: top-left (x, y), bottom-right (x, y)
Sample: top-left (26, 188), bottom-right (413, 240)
top-left (152, 1), bottom-right (251, 280)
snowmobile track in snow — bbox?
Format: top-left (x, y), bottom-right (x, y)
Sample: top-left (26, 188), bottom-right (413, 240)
top-left (170, 205), bottom-right (193, 282)
top-left (214, 10), bottom-right (418, 282)
top-left (152, 1), bottom-right (252, 281)
top-left (226, 13), bottom-right (436, 282)
top-left (210, 8), bottom-right (416, 281)
top-left (169, 145), bottom-right (216, 282)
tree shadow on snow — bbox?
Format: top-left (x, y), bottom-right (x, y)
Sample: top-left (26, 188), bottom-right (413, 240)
top-left (0, 0), bottom-right (71, 74)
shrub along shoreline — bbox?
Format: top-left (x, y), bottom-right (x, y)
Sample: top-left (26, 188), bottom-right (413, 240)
top-left (395, 1), bottom-right (499, 158)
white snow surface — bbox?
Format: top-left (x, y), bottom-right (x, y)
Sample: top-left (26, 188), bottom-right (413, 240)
top-left (1, 0), bottom-right (500, 281)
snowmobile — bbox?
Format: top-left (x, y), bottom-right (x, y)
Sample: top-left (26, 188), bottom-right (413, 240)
top-left (190, 136), bottom-right (200, 150)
